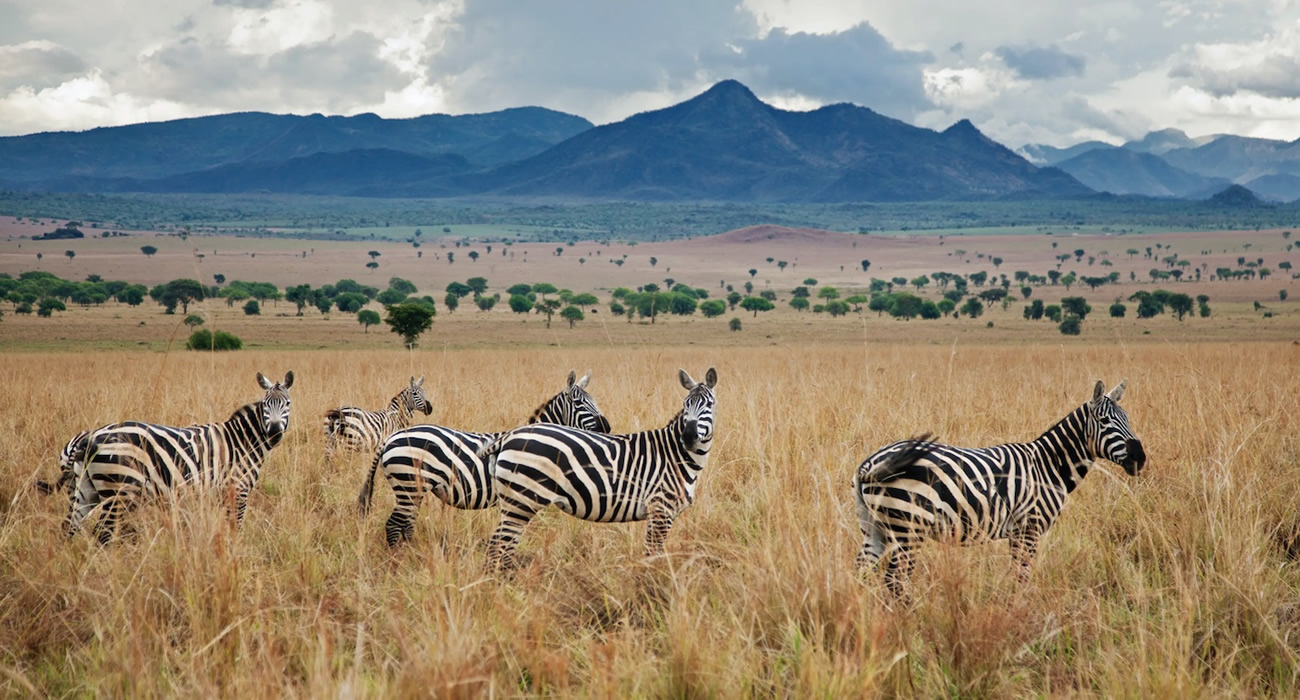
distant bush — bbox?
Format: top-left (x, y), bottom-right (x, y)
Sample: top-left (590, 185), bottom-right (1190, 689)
top-left (1108, 303), bottom-right (1126, 318)
top-left (729, 317), bottom-right (742, 332)
top-left (243, 300), bottom-right (260, 316)
top-left (187, 329), bottom-right (243, 351)
top-left (1059, 315), bottom-right (1082, 336)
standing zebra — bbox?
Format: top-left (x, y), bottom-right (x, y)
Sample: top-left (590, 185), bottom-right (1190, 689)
top-left (854, 380), bottom-right (1145, 595)
top-left (357, 370), bottom-right (612, 547)
top-left (481, 367), bottom-right (717, 572)
top-left (324, 376), bottom-right (432, 463)
top-left (63, 371), bottom-right (294, 543)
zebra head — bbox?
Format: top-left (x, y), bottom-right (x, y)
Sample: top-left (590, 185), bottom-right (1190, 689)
top-left (677, 367), bottom-right (718, 448)
top-left (565, 370), bottom-right (611, 433)
top-left (256, 370), bottom-right (295, 438)
top-left (1088, 380), bottom-right (1145, 475)
top-left (405, 375), bottom-right (433, 416)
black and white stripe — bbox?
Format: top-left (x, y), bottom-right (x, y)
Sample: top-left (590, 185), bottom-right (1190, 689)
top-left (854, 380), bottom-right (1145, 594)
top-left (480, 368), bottom-right (717, 572)
top-left (63, 371), bottom-right (294, 543)
top-left (357, 370), bottom-right (612, 547)
top-left (323, 376), bottom-right (431, 462)
top-left (35, 429), bottom-right (94, 496)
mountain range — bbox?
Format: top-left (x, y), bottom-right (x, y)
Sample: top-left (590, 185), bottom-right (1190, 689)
top-left (2, 79), bottom-right (1287, 203)
top-left (0, 81), bottom-right (1090, 202)
top-left (1020, 128), bottom-right (1300, 202)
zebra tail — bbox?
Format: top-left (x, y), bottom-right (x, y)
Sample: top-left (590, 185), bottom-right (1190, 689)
top-left (475, 434), bottom-right (507, 463)
top-left (34, 479), bottom-right (57, 495)
top-left (857, 433), bottom-right (936, 486)
top-left (357, 446), bottom-right (382, 516)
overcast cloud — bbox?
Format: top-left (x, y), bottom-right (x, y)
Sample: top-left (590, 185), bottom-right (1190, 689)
top-left (0, 0), bottom-right (1297, 149)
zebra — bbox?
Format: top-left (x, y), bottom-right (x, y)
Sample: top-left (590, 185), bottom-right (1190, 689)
top-left (323, 376), bottom-right (432, 462)
top-left (35, 429), bottom-right (93, 495)
top-left (357, 370), bottom-right (612, 547)
top-left (853, 380), bottom-right (1145, 596)
top-left (63, 371), bottom-right (294, 543)
top-left (480, 367), bottom-right (717, 572)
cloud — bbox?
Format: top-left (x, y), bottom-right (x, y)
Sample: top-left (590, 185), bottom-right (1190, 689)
top-left (704, 23), bottom-right (934, 119)
top-left (994, 44), bottom-right (1085, 80)
top-left (213, 0), bottom-right (278, 8)
top-left (134, 32), bottom-right (405, 112)
top-left (0, 41), bottom-right (87, 91)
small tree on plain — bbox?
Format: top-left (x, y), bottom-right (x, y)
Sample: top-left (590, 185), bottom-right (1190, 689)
top-left (729, 317), bottom-right (742, 331)
top-left (243, 300), bottom-right (260, 316)
top-left (65, 250), bottom-right (75, 263)
top-left (141, 245), bottom-right (158, 258)
top-left (385, 302), bottom-right (435, 348)
top-left (560, 305), bottom-right (584, 328)
top-left (1109, 303), bottom-right (1127, 318)
top-left (357, 309), bottom-right (381, 333)
top-left (1059, 315), bottom-right (1082, 335)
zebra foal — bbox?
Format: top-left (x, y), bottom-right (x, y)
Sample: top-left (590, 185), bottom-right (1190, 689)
top-left (480, 367), bottom-right (717, 572)
top-left (357, 370), bottom-right (611, 547)
top-left (324, 376), bottom-right (432, 462)
top-left (854, 380), bottom-right (1145, 595)
top-left (63, 371), bottom-right (294, 543)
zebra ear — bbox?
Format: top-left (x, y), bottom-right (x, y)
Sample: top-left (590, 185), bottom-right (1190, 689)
top-left (417, 375), bottom-right (425, 386)
top-left (704, 367), bottom-right (718, 389)
top-left (1107, 380), bottom-right (1126, 402)
top-left (679, 369), bottom-right (697, 390)
top-left (1091, 380), bottom-right (1105, 404)
top-left (258, 372), bottom-right (273, 390)
top-left (575, 370), bottom-right (591, 390)
top-left (283, 371), bottom-right (294, 388)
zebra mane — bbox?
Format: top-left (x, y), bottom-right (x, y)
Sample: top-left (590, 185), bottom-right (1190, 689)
top-left (527, 392), bottom-right (566, 423)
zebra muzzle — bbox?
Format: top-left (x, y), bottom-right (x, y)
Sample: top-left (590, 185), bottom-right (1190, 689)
top-left (1123, 439), bottom-right (1146, 474)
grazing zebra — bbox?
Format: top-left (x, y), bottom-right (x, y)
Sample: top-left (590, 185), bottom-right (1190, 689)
top-left (481, 367), bottom-right (717, 572)
top-left (63, 371), bottom-right (294, 543)
top-left (853, 380), bottom-right (1145, 595)
top-left (35, 429), bottom-right (93, 495)
top-left (324, 376), bottom-right (432, 462)
top-left (357, 370), bottom-right (612, 547)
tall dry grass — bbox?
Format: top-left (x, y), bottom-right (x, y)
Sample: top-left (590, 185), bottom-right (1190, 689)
top-left (1, 343), bottom-right (1297, 696)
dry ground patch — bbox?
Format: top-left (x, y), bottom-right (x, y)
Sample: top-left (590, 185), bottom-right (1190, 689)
top-left (2, 218), bottom-right (1295, 305)
top-left (1, 343), bottom-right (1298, 696)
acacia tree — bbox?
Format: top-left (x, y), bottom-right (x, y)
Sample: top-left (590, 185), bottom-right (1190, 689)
top-left (384, 302), bottom-right (435, 348)
top-left (357, 309), bottom-right (381, 333)
top-left (141, 245), bottom-right (158, 258)
top-left (740, 296), bottom-right (774, 317)
top-left (560, 305), bottom-right (584, 328)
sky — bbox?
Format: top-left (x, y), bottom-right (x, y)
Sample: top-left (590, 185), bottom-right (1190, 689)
top-left (1, 0), bottom-right (1298, 149)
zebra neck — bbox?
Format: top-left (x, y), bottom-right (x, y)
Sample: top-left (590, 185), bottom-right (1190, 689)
top-left (225, 403), bottom-right (279, 460)
top-left (388, 394), bottom-right (409, 417)
top-left (529, 397), bottom-right (564, 424)
top-left (1029, 404), bottom-right (1093, 493)
top-left (662, 415), bottom-right (712, 476)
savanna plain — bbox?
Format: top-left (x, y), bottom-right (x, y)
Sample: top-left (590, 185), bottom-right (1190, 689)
top-left (1, 218), bottom-right (1299, 697)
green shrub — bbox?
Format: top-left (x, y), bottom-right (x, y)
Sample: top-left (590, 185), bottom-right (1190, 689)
top-left (243, 300), bottom-right (260, 316)
top-left (1059, 315), bottom-right (1082, 336)
top-left (187, 329), bottom-right (243, 351)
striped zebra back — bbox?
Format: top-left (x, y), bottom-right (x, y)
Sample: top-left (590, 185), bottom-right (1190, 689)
top-left (854, 379), bottom-right (1144, 590)
top-left (483, 367), bottom-right (717, 569)
top-left (64, 370), bottom-right (294, 543)
top-left (357, 369), bottom-right (613, 547)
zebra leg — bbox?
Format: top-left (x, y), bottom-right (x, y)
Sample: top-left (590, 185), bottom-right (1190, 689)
top-left (485, 504), bottom-right (536, 574)
top-left (1009, 528), bottom-right (1042, 585)
top-left (93, 496), bottom-right (130, 545)
top-left (644, 498), bottom-right (680, 557)
top-left (883, 546), bottom-right (915, 600)
top-left (856, 518), bottom-right (889, 572)
top-left (385, 488), bottom-right (425, 547)
top-left (231, 486), bottom-right (251, 527)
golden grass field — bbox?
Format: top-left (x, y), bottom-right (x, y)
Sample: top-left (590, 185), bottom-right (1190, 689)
top-left (2, 344), bottom-right (1298, 697)
top-left (1, 214), bottom-right (1298, 695)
